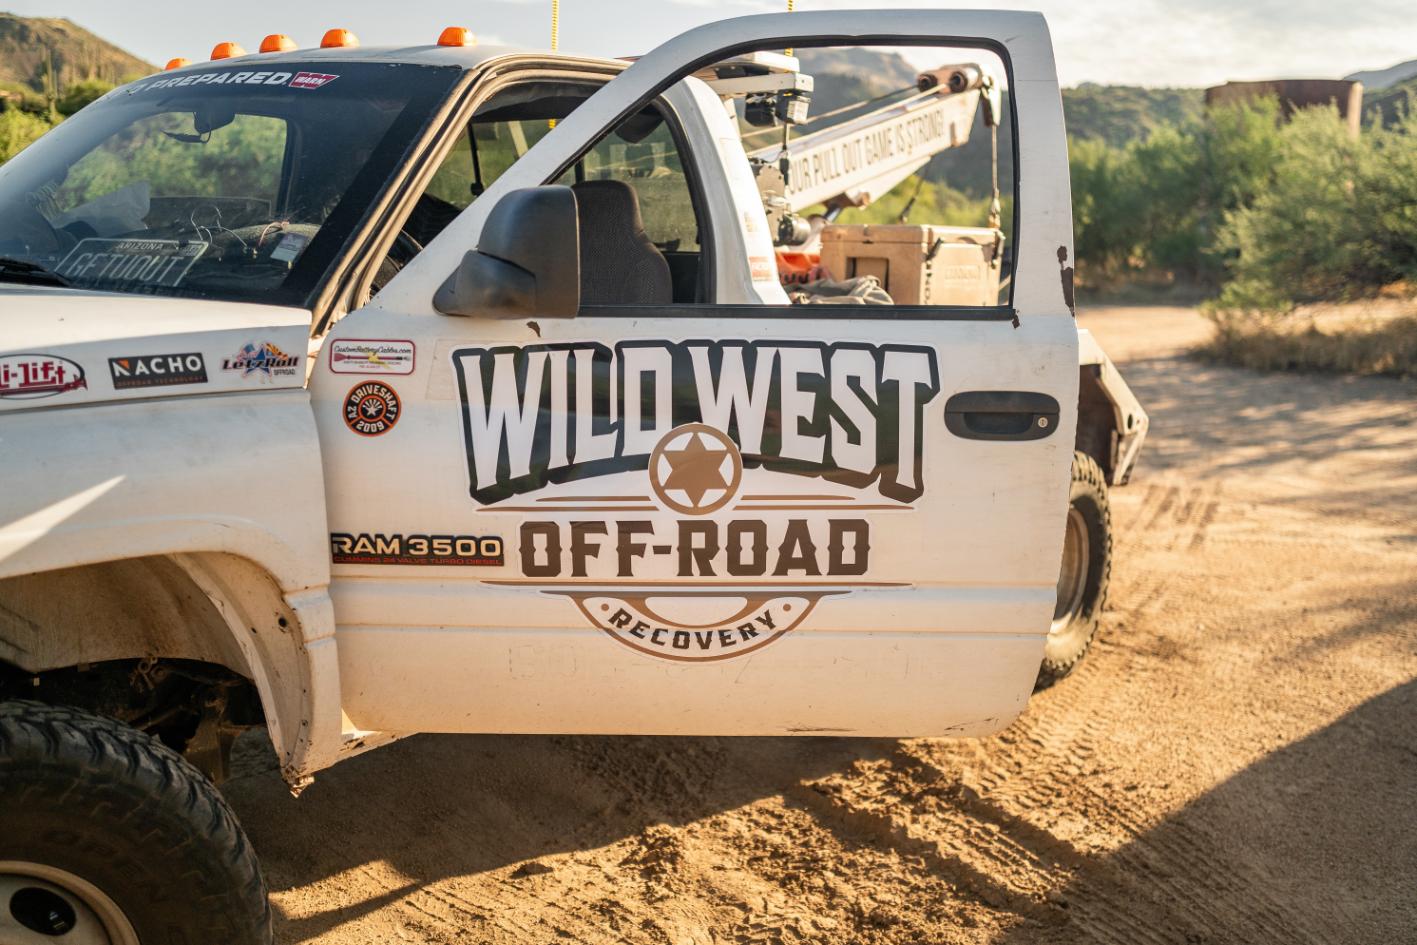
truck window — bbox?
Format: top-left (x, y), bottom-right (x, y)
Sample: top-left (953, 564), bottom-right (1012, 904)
top-left (555, 115), bottom-right (700, 254)
top-left (51, 113), bottom-right (288, 215)
top-left (756, 44), bottom-right (1018, 310)
top-left (372, 81), bottom-right (578, 295)
top-left (0, 61), bottom-right (463, 309)
top-left (554, 109), bottom-right (705, 303)
top-left (375, 80), bottom-right (708, 304)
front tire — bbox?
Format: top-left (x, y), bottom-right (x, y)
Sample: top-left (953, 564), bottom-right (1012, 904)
top-left (1036, 451), bottom-right (1112, 689)
top-left (0, 700), bottom-right (272, 945)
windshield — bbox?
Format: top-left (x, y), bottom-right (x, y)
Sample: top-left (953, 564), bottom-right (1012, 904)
top-left (0, 61), bottom-right (462, 307)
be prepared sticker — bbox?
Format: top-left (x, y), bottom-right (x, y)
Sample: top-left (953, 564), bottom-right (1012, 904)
top-left (128, 70), bottom-right (339, 94)
top-left (57, 239), bottom-right (207, 289)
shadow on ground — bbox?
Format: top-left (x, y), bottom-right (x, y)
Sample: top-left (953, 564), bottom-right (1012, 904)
top-left (225, 731), bottom-right (893, 942)
top-left (997, 678), bottom-right (1417, 944)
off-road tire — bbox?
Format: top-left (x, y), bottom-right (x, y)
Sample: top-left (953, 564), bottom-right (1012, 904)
top-left (0, 700), bottom-right (272, 944)
top-left (1036, 451), bottom-right (1112, 689)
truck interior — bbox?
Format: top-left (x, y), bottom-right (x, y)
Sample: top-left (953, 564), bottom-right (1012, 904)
top-left (377, 80), bottom-right (708, 304)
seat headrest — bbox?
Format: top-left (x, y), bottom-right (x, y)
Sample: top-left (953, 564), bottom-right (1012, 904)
top-left (571, 180), bottom-right (647, 233)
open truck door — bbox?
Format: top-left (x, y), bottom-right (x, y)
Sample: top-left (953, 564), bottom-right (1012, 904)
top-left (314, 9), bottom-right (1078, 736)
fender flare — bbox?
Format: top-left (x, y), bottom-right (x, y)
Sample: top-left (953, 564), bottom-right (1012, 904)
top-left (172, 552), bottom-right (343, 782)
top-left (0, 541), bottom-right (342, 784)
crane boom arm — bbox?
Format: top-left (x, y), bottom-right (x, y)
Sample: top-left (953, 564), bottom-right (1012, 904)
top-left (748, 84), bottom-right (985, 211)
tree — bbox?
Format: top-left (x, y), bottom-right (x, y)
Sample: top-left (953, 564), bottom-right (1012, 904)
top-left (57, 79), bottom-right (115, 117)
top-left (0, 108), bottom-right (53, 163)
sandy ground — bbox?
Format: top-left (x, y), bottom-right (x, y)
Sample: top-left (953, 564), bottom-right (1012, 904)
top-left (225, 306), bottom-right (1417, 944)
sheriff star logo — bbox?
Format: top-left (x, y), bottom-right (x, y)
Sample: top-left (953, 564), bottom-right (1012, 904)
top-left (649, 424), bottom-right (743, 515)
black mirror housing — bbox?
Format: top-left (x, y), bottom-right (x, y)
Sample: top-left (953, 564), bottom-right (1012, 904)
top-left (434, 185), bottom-right (580, 318)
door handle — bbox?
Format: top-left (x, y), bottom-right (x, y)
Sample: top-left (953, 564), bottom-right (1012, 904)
top-left (944, 390), bottom-right (1060, 441)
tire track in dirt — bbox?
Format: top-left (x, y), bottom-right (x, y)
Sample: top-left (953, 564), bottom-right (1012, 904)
top-left (1111, 479), bottom-right (1222, 620)
top-left (815, 685), bottom-right (1341, 945)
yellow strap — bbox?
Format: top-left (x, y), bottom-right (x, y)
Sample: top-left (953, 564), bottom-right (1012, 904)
top-left (548, 0), bottom-right (561, 128)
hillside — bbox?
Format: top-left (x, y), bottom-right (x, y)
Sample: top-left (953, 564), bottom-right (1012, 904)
top-left (1346, 58), bottom-right (1417, 91)
top-left (1062, 83), bottom-right (1205, 147)
top-left (0, 13), bottom-right (153, 93)
top-left (1364, 75), bottom-right (1416, 127)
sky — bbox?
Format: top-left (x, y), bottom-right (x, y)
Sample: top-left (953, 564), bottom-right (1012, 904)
top-left (4, 0), bottom-right (1414, 88)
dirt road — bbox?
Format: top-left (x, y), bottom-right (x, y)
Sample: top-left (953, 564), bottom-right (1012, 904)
top-left (225, 306), bottom-right (1417, 944)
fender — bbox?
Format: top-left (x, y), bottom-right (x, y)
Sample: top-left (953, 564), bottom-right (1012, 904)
top-left (1078, 328), bottom-right (1149, 484)
top-left (0, 389), bottom-right (343, 779)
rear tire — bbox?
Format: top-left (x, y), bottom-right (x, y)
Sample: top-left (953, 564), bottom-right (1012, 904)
top-left (1036, 451), bottom-right (1111, 689)
top-left (0, 700), bottom-right (272, 945)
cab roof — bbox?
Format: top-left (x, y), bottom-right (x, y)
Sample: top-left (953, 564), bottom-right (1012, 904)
top-left (162, 43), bottom-right (623, 75)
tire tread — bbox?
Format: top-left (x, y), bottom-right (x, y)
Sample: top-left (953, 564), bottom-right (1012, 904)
top-left (1036, 450), bottom-right (1112, 687)
top-left (0, 699), bottom-right (272, 944)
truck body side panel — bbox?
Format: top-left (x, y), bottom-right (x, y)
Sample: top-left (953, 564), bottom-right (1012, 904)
top-left (0, 390), bottom-right (340, 775)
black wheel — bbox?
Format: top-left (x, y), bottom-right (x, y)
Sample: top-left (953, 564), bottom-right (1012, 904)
top-left (0, 700), bottom-right (272, 945)
top-left (1036, 451), bottom-right (1111, 689)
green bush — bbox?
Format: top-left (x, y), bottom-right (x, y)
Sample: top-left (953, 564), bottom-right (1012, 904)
top-left (0, 81), bottom-right (51, 117)
top-left (0, 108), bottom-right (53, 163)
top-left (1069, 135), bottom-right (1144, 277)
top-left (1069, 98), bottom-right (1282, 285)
top-left (57, 79), bottom-right (115, 117)
top-left (1214, 109), bottom-right (1417, 311)
top-left (1067, 95), bottom-right (1417, 312)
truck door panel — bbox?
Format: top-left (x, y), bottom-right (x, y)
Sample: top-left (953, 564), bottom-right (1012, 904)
top-left (318, 11), bottom-right (1076, 736)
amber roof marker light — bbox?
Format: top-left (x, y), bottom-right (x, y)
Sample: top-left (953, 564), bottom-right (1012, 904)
top-left (164, 57), bottom-right (191, 71)
top-left (438, 26), bottom-right (476, 47)
top-left (260, 34), bottom-right (298, 53)
top-left (210, 42), bottom-right (247, 60)
top-left (321, 28), bottom-right (360, 49)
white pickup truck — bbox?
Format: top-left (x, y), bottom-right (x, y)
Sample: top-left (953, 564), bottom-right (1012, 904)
top-left (0, 11), bottom-right (1145, 943)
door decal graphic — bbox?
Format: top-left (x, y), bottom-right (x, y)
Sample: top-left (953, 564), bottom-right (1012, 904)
top-left (453, 340), bottom-right (939, 661)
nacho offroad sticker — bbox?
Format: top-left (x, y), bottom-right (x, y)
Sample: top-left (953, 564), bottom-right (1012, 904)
top-left (329, 339), bottom-right (415, 375)
top-left (344, 381), bottom-right (401, 436)
top-left (109, 352), bottom-right (207, 390)
top-left (0, 354), bottom-right (86, 399)
top-left (57, 239), bottom-right (207, 289)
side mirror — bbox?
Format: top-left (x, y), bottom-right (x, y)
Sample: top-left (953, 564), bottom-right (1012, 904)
top-left (433, 185), bottom-right (580, 318)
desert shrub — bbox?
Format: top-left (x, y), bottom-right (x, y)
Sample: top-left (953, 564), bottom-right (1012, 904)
top-left (1355, 111), bottom-right (1417, 285)
top-left (1070, 135), bottom-right (1145, 276)
top-left (1213, 108), bottom-right (1364, 309)
top-left (0, 81), bottom-right (50, 117)
top-left (1069, 98), bottom-right (1281, 284)
top-left (1214, 108), bottom-right (1417, 311)
top-left (0, 108), bottom-right (53, 163)
top-left (57, 79), bottom-right (115, 117)
top-left (1199, 311), bottom-right (1417, 377)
